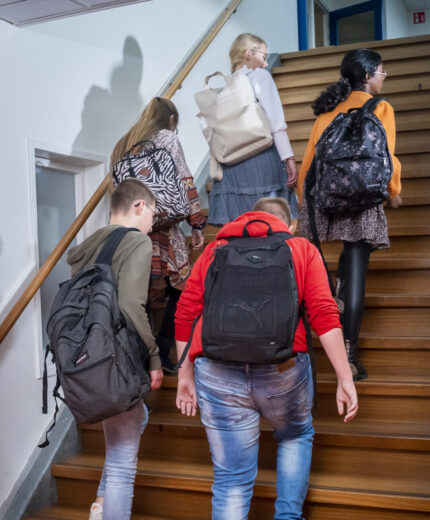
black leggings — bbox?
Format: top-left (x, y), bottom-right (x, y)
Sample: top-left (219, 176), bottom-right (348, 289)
top-left (156, 286), bottom-right (181, 342)
top-left (341, 240), bottom-right (372, 344)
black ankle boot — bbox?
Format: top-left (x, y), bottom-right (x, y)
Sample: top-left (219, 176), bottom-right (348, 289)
top-left (156, 336), bottom-right (178, 374)
top-left (345, 340), bottom-right (368, 381)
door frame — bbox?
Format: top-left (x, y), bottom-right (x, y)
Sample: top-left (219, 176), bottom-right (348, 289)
top-left (26, 139), bottom-right (108, 378)
top-left (329, 0), bottom-right (384, 46)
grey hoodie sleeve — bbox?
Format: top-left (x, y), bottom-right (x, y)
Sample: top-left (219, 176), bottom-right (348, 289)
top-left (117, 238), bottom-right (161, 371)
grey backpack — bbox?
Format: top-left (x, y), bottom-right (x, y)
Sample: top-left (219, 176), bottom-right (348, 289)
top-left (39, 227), bottom-right (150, 447)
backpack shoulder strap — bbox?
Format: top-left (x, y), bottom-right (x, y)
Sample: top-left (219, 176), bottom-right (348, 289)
top-left (361, 96), bottom-right (388, 114)
top-left (95, 227), bottom-right (139, 266)
top-left (273, 231), bottom-right (294, 242)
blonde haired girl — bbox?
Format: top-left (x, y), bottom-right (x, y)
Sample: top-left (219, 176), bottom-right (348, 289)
top-left (229, 32), bottom-right (266, 73)
top-left (207, 33), bottom-right (298, 226)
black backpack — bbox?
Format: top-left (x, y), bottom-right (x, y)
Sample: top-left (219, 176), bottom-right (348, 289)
top-left (305, 97), bottom-right (393, 216)
top-left (201, 220), bottom-right (300, 364)
top-left (39, 227), bottom-right (150, 447)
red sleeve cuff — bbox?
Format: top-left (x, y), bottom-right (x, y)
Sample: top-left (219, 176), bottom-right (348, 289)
top-left (175, 323), bottom-right (193, 342)
top-left (312, 318), bottom-right (342, 337)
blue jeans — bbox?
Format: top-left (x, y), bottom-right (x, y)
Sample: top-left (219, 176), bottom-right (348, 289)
top-left (96, 401), bottom-right (148, 520)
top-left (194, 353), bottom-right (314, 520)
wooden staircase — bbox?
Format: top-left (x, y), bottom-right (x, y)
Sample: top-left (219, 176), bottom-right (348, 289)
top-left (26, 35), bottom-right (430, 519)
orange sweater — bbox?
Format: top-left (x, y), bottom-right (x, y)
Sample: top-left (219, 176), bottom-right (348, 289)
top-left (297, 91), bottom-right (401, 202)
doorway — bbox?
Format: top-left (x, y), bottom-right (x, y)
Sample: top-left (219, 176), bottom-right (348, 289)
top-left (35, 163), bottom-right (80, 355)
top-left (314, 0), bottom-right (330, 48)
top-left (27, 143), bottom-right (108, 378)
top-left (329, 0), bottom-right (383, 45)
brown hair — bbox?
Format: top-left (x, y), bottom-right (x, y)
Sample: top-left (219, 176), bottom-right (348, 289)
top-left (110, 178), bottom-right (156, 215)
top-left (253, 197), bottom-right (291, 225)
top-left (110, 97), bottom-right (179, 171)
top-left (229, 33), bottom-right (267, 73)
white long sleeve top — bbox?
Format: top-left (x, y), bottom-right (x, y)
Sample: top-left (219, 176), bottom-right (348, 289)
top-left (235, 65), bottom-right (294, 161)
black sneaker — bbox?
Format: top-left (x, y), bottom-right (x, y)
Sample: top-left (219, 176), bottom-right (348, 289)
top-left (161, 358), bottom-right (178, 375)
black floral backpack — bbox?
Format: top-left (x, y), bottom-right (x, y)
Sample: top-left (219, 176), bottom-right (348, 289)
top-left (304, 97), bottom-right (394, 295)
top-left (305, 96), bottom-right (393, 218)
top-left (112, 139), bottom-right (190, 227)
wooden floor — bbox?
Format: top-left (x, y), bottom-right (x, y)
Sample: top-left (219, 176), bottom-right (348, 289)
top-left (26, 35), bottom-right (430, 520)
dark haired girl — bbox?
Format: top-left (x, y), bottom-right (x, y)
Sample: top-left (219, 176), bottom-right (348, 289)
top-left (297, 49), bottom-right (402, 380)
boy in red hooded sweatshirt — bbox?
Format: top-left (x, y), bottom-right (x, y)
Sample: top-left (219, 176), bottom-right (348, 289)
top-left (175, 197), bottom-right (357, 520)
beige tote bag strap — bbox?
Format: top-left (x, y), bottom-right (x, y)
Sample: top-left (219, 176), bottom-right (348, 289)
top-left (204, 71), bottom-right (231, 89)
top-left (209, 151), bottom-right (223, 181)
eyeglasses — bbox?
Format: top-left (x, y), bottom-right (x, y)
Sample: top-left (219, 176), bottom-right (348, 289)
top-left (251, 49), bottom-right (268, 61)
top-left (374, 71), bottom-right (387, 80)
top-left (134, 201), bottom-right (156, 215)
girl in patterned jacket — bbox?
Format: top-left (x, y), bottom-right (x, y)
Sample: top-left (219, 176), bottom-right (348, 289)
top-left (110, 97), bottom-right (206, 373)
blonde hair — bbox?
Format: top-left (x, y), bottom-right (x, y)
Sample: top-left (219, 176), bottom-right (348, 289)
top-left (229, 33), bottom-right (267, 73)
top-left (253, 197), bottom-right (291, 225)
top-left (110, 97), bottom-right (179, 171)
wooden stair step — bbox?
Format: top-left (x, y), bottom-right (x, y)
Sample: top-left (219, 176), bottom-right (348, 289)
top-left (360, 307), bottom-right (430, 337)
top-left (321, 236), bottom-right (430, 270)
top-left (279, 37), bottom-right (430, 72)
top-left (190, 235), bottom-right (430, 267)
top-left (52, 476), bottom-right (430, 520)
top-left (364, 294), bottom-right (430, 306)
top-left (315, 347), bottom-right (430, 382)
top-left (398, 153), bottom-right (430, 179)
top-left (279, 75), bottom-right (430, 104)
top-left (283, 92), bottom-right (430, 123)
top-left (25, 505), bottom-right (165, 519)
top-left (155, 374), bottom-right (430, 396)
top-left (52, 455), bottom-right (430, 514)
top-left (384, 205), bottom-right (430, 236)
top-left (146, 375), bottom-right (430, 427)
top-left (290, 129), bottom-right (430, 161)
top-left (286, 110), bottom-right (430, 141)
top-left (293, 152), bottom-right (430, 179)
top-left (191, 238), bottom-right (430, 271)
top-left (313, 334), bottom-right (430, 350)
top-left (272, 56), bottom-right (430, 87)
top-left (399, 178), bottom-right (430, 205)
top-left (147, 412), bottom-right (430, 442)
top-left (81, 414), bottom-right (430, 453)
top-left (142, 411), bottom-right (430, 442)
top-left (363, 269), bottom-right (430, 305)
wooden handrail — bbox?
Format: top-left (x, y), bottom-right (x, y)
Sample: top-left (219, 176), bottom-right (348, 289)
top-left (0, 176), bottom-right (111, 343)
top-left (0, 0), bottom-right (242, 344)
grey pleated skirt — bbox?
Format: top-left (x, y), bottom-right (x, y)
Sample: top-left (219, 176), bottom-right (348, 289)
top-left (207, 145), bottom-right (299, 226)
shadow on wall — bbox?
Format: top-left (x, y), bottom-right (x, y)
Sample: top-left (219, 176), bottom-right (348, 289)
top-left (72, 36), bottom-right (144, 163)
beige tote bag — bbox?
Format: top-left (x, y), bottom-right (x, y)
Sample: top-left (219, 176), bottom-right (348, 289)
top-left (195, 72), bottom-right (273, 180)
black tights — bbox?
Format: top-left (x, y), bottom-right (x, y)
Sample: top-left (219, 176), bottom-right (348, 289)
top-left (156, 286), bottom-right (181, 360)
top-left (341, 240), bottom-right (372, 345)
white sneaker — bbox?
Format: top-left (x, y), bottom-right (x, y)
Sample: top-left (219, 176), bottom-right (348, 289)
top-left (89, 502), bottom-right (103, 520)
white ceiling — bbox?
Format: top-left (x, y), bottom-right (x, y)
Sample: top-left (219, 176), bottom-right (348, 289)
top-left (0, 0), bottom-right (150, 26)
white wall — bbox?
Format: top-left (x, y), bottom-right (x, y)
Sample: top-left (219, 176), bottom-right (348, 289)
top-left (405, 8), bottom-right (430, 37)
top-left (385, 0), bottom-right (412, 39)
top-left (386, 1), bottom-right (430, 39)
top-left (0, 0), bottom-right (298, 509)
